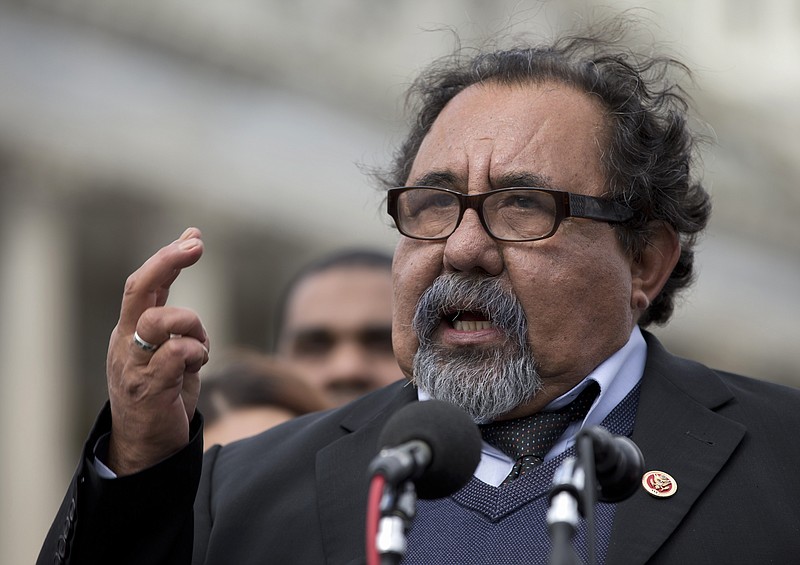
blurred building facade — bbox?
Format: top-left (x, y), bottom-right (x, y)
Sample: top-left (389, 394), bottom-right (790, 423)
top-left (0, 1), bottom-right (798, 562)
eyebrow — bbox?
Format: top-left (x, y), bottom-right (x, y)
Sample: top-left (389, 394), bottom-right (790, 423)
top-left (411, 171), bottom-right (460, 189)
top-left (493, 171), bottom-right (556, 190)
top-left (410, 170), bottom-right (557, 191)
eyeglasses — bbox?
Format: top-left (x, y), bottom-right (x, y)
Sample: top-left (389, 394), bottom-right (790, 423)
top-left (387, 186), bottom-right (634, 242)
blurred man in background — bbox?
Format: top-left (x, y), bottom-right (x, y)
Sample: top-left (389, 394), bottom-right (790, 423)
top-left (274, 249), bottom-right (404, 406)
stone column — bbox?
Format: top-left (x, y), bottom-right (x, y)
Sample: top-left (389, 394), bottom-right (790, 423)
top-left (0, 194), bottom-right (76, 564)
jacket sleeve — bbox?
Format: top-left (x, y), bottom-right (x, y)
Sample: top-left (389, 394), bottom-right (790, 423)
top-left (37, 402), bottom-right (204, 565)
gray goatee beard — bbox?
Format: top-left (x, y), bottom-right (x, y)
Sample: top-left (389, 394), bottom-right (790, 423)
top-left (411, 273), bottom-right (542, 424)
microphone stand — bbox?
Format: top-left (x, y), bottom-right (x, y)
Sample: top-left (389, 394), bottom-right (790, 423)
top-left (370, 479), bottom-right (417, 565)
top-left (547, 434), bottom-right (602, 565)
top-left (548, 427), bottom-right (642, 565)
top-left (546, 456), bottom-right (585, 565)
top-left (577, 433), bottom-right (598, 565)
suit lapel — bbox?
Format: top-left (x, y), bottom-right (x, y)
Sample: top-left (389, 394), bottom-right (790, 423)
top-left (316, 381), bottom-right (418, 565)
top-left (605, 334), bottom-right (745, 564)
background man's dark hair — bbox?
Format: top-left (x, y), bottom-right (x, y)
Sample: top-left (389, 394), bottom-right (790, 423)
top-left (378, 23), bottom-right (712, 327)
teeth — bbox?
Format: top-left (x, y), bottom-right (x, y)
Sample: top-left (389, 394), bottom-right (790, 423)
top-left (453, 320), bottom-right (493, 331)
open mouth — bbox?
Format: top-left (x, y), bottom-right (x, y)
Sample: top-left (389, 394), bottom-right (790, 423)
top-left (448, 311), bottom-right (494, 331)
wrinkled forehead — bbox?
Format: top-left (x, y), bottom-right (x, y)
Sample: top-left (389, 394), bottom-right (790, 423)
top-left (407, 81), bottom-right (609, 195)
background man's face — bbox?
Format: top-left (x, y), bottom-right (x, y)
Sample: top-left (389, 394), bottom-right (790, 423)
top-left (391, 81), bottom-right (638, 417)
top-left (279, 265), bottom-right (404, 406)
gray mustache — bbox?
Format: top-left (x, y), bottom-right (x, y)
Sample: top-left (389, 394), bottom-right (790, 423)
top-left (412, 273), bottom-right (529, 347)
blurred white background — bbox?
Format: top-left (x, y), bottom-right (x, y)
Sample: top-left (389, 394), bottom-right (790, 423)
top-left (1, 1), bottom-right (798, 562)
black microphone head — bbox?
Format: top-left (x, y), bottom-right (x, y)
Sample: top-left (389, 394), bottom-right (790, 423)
top-left (597, 435), bottom-right (644, 502)
top-left (378, 400), bottom-right (482, 499)
top-left (579, 427), bottom-right (645, 503)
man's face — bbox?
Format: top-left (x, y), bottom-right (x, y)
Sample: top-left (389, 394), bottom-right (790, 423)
top-left (279, 266), bottom-right (403, 406)
top-left (392, 81), bottom-right (639, 419)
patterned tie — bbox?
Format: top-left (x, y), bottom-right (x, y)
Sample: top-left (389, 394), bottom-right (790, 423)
top-left (479, 382), bottom-right (600, 485)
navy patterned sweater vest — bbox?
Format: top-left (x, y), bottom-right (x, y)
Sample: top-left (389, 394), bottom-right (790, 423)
top-left (402, 383), bottom-right (641, 565)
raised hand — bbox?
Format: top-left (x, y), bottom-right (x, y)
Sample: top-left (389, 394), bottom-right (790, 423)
top-left (106, 227), bottom-right (210, 475)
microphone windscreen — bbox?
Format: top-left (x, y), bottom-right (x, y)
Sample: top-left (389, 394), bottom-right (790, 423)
top-left (378, 400), bottom-right (481, 499)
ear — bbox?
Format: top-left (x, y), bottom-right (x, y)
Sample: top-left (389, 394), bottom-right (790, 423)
top-left (630, 223), bottom-right (680, 316)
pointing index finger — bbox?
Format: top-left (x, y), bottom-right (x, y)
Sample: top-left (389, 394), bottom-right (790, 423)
top-left (118, 227), bottom-right (204, 333)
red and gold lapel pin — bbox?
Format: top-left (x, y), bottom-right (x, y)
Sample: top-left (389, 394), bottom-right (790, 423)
top-left (642, 470), bottom-right (677, 498)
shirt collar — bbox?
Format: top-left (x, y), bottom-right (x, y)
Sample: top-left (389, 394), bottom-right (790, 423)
top-left (545, 325), bottom-right (646, 427)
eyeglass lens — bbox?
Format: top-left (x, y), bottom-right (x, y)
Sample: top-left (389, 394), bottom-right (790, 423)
top-left (396, 188), bottom-right (558, 241)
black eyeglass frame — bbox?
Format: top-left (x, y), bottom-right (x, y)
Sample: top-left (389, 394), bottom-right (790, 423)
top-left (387, 186), bottom-right (635, 242)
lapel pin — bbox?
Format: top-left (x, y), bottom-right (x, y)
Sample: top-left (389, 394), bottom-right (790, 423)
top-left (642, 470), bottom-right (677, 498)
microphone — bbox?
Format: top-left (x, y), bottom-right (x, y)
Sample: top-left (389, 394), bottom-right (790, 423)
top-left (577, 426), bottom-right (644, 503)
top-left (548, 427), bottom-right (644, 565)
top-left (368, 400), bottom-right (482, 500)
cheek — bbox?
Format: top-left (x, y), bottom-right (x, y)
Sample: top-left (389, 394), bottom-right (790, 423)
top-left (289, 360), bottom-right (328, 384)
top-left (391, 239), bottom-right (443, 375)
top-left (506, 238), bottom-right (633, 351)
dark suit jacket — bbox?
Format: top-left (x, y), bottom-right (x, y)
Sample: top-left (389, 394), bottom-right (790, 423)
top-left (39, 332), bottom-right (800, 564)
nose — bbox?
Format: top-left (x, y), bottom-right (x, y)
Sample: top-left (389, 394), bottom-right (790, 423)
top-left (443, 208), bottom-right (503, 275)
top-left (321, 341), bottom-right (377, 399)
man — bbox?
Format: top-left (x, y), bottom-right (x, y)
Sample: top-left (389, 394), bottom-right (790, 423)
top-left (275, 250), bottom-right (404, 406)
top-left (40, 30), bottom-right (800, 565)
